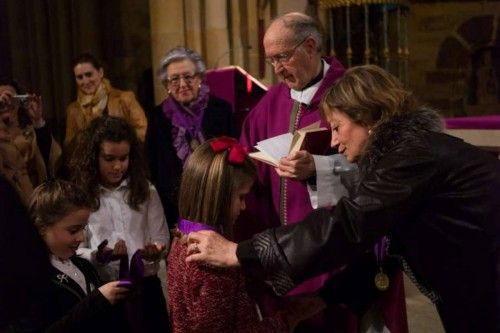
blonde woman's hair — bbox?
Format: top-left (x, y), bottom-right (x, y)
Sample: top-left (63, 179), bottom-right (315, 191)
top-left (29, 179), bottom-right (91, 233)
top-left (177, 139), bottom-right (256, 239)
top-left (321, 65), bottom-right (417, 127)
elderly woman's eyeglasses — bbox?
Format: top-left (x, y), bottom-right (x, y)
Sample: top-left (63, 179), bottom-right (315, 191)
top-left (166, 73), bottom-right (198, 87)
top-left (265, 37), bottom-right (309, 67)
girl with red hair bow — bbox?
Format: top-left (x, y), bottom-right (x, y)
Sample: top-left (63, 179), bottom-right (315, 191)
top-left (167, 137), bottom-right (325, 332)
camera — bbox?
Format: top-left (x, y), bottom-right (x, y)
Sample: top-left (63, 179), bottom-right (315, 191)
top-left (12, 94), bottom-right (30, 104)
top-left (11, 94), bottom-right (32, 108)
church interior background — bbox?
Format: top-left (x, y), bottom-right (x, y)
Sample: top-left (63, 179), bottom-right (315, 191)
top-left (1, 0), bottom-right (499, 143)
top-left (1, 1), bottom-right (498, 332)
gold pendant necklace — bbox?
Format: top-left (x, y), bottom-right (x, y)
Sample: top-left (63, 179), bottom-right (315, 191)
top-left (374, 268), bottom-right (390, 291)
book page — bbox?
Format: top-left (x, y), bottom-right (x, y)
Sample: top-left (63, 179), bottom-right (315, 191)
top-left (255, 132), bottom-right (293, 162)
top-left (248, 151), bottom-right (279, 167)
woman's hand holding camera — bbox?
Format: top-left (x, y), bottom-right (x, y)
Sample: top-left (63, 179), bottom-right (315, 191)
top-left (0, 89), bottom-right (14, 106)
top-left (0, 91), bottom-right (45, 128)
top-left (26, 95), bottom-right (45, 128)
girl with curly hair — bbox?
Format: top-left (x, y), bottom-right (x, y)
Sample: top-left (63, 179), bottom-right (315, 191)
top-left (69, 116), bottom-right (170, 332)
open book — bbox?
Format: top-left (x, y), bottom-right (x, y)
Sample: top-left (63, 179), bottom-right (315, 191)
top-left (249, 121), bottom-right (331, 167)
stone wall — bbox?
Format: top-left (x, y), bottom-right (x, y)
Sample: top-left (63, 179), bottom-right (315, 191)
top-left (409, 2), bottom-right (500, 117)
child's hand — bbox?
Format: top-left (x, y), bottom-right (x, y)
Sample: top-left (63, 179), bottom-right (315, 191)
top-left (96, 239), bottom-right (127, 264)
top-left (142, 242), bottom-right (166, 261)
top-left (282, 294), bottom-right (326, 331)
top-left (96, 239), bottom-right (113, 264)
top-left (98, 281), bottom-right (130, 305)
top-left (112, 239), bottom-right (128, 258)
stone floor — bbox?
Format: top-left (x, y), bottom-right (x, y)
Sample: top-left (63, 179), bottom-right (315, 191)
top-left (404, 274), bottom-right (445, 333)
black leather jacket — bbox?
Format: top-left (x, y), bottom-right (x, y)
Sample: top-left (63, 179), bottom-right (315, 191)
top-left (238, 108), bottom-right (500, 332)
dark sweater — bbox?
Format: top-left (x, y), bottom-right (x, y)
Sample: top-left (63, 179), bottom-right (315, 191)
top-left (146, 95), bottom-right (235, 227)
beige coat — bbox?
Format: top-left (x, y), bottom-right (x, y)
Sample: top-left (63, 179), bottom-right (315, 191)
top-left (0, 120), bottom-right (61, 204)
top-left (65, 86), bottom-right (147, 146)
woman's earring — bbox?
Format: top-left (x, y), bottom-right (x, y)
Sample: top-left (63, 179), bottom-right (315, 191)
top-left (167, 90), bottom-right (171, 94)
top-left (368, 129), bottom-right (372, 135)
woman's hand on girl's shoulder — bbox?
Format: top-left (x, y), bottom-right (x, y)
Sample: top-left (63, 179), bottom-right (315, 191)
top-left (185, 231), bottom-right (239, 268)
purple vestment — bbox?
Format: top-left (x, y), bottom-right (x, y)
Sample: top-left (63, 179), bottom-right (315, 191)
top-left (237, 57), bottom-right (345, 230)
top-left (237, 57), bottom-right (345, 290)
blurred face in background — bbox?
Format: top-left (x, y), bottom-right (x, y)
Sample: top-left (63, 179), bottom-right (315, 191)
top-left (74, 62), bottom-right (104, 96)
top-left (164, 59), bottom-right (201, 105)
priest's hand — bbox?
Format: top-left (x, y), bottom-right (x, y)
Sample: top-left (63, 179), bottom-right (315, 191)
top-left (276, 150), bottom-right (315, 180)
top-left (185, 230), bottom-right (240, 267)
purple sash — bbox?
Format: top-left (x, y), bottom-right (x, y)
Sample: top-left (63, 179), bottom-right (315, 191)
top-left (178, 218), bottom-right (220, 234)
top-left (118, 250), bottom-right (145, 333)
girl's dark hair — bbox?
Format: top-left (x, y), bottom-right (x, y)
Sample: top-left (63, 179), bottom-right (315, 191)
top-left (69, 116), bottom-right (149, 210)
top-left (72, 52), bottom-right (103, 70)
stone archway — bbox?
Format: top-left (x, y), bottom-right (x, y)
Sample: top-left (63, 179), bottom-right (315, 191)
top-left (432, 15), bottom-right (500, 116)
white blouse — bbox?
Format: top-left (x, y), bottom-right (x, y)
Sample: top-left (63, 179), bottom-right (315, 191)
top-left (77, 179), bottom-right (170, 281)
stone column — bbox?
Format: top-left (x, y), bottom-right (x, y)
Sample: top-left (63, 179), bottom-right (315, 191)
top-left (149, 0), bottom-right (186, 104)
top-left (205, 0), bottom-right (230, 69)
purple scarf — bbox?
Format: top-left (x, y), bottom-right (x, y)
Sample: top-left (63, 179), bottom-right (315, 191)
top-left (178, 218), bottom-right (220, 234)
top-left (162, 83), bottom-right (210, 165)
top-left (177, 219), bottom-right (220, 235)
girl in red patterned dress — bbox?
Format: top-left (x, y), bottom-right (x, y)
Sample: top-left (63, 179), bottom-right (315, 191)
top-left (167, 137), bottom-right (324, 332)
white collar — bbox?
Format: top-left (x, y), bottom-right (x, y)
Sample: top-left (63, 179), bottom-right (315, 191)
top-left (50, 254), bottom-right (73, 267)
top-left (99, 178), bottom-right (129, 192)
top-left (290, 59), bottom-right (330, 105)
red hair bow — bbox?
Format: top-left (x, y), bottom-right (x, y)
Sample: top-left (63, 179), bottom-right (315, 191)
top-left (209, 136), bottom-right (248, 165)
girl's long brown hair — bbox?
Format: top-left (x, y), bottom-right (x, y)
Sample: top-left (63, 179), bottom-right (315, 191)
top-left (69, 116), bottom-right (149, 211)
top-left (177, 139), bottom-right (256, 239)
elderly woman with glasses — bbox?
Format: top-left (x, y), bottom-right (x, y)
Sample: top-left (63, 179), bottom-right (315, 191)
top-left (146, 46), bottom-right (235, 228)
